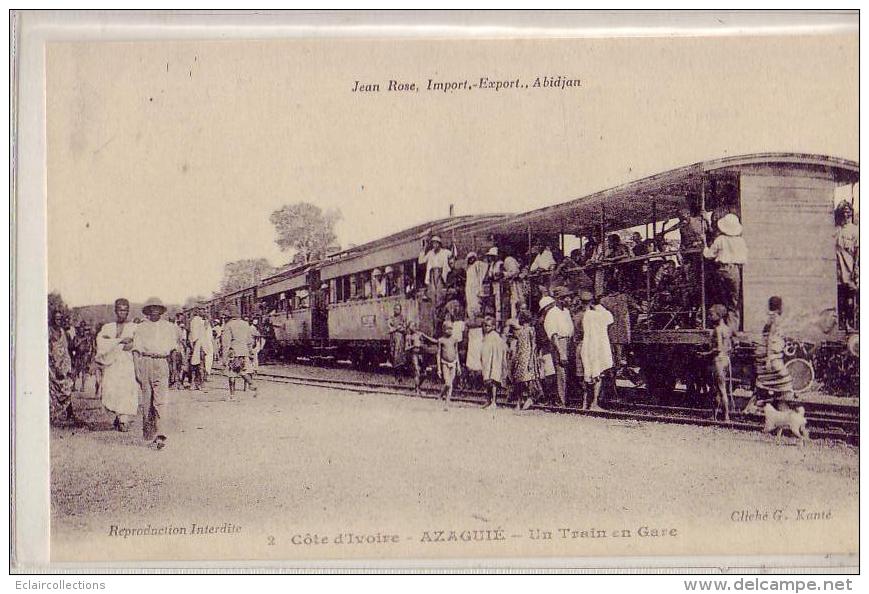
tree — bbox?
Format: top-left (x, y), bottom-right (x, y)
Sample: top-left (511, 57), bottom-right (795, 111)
top-left (219, 259), bottom-right (276, 294)
top-left (270, 202), bottom-right (342, 263)
top-left (183, 295), bottom-right (208, 310)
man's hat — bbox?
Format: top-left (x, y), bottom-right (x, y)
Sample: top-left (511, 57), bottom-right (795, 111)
top-left (579, 290), bottom-right (594, 303)
top-left (372, 267), bottom-right (383, 276)
top-left (141, 297), bottom-right (167, 315)
top-left (430, 235), bottom-right (443, 243)
top-left (716, 213), bottom-right (743, 237)
top-left (466, 251), bottom-right (477, 261)
top-left (384, 265), bottom-right (394, 274)
top-left (486, 247), bottom-right (499, 257)
top-left (539, 295), bottom-right (556, 309)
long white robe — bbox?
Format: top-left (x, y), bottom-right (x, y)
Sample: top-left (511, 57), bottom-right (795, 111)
top-left (95, 321), bottom-right (139, 416)
top-left (465, 260), bottom-right (488, 317)
top-left (580, 305), bottom-right (614, 382)
top-left (189, 315), bottom-right (207, 365)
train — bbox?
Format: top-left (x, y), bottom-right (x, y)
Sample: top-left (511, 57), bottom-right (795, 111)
top-left (182, 153), bottom-right (859, 401)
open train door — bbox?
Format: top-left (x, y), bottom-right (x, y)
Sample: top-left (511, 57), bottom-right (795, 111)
top-left (308, 268), bottom-right (328, 345)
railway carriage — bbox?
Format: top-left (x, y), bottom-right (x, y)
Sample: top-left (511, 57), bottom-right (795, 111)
top-left (318, 215), bottom-right (506, 366)
top-left (466, 153), bottom-right (858, 401)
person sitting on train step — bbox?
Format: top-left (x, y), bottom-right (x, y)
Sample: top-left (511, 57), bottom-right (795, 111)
top-left (418, 235), bottom-right (451, 308)
top-left (703, 213), bottom-right (748, 329)
top-left (529, 243), bottom-right (556, 274)
top-left (371, 268), bottom-right (387, 298)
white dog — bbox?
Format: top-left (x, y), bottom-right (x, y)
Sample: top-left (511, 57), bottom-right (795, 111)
top-left (763, 403), bottom-right (810, 446)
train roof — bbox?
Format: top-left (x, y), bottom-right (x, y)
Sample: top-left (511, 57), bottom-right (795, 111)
top-left (475, 153), bottom-right (859, 236)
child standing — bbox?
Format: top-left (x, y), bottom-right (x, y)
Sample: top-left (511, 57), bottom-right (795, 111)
top-left (437, 322), bottom-right (462, 410)
top-left (480, 315), bottom-right (507, 409)
top-left (405, 321), bottom-right (436, 394)
top-left (700, 304), bottom-right (733, 421)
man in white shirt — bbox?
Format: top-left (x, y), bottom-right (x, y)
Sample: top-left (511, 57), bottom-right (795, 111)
top-left (703, 213), bottom-right (748, 327)
top-left (530, 244), bottom-right (556, 274)
top-left (188, 308), bottom-right (208, 390)
top-left (418, 235), bottom-right (451, 327)
top-left (133, 297), bottom-right (178, 449)
top-left (542, 290), bottom-right (575, 406)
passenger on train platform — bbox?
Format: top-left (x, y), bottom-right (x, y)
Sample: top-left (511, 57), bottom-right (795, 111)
top-left (529, 243), bottom-right (556, 274)
top-left (480, 315), bottom-right (508, 410)
top-left (599, 279), bottom-right (640, 394)
top-left (387, 303), bottom-right (408, 378)
top-left (571, 290), bottom-right (593, 407)
top-left (580, 296), bottom-right (614, 411)
top-left (404, 321), bottom-right (436, 395)
top-left (535, 295), bottom-right (558, 404)
top-left (436, 321), bottom-right (462, 411)
top-left (482, 247), bottom-right (504, 323)
top-left (222, 306), bottom-right (257, 397)
top-left (703, 213), bottom-right (748, 329)
top-left (630, 232), bottom-right (646, 256)
top-left (699, 304), bottom-right (733, 422)
top-left (418, 235), bottom-right (451, 307)
top-left (371, 268), bottom-right (387, 298)
top-left (544, 287), bottom-right (575, 407)
top-left (583, 237), bottom-right (599, 264)
top-left (834, 200), bottom-right (859, 330)
top-left (509, 310), bottom-right (541, 411)
top-left (464, 251), bottom-right (488, 318)
top-left (382, 265), bottom-right (401, 297)
top-left (752, 296), bottom-right (795, 411)
top-left (501, 248), bottom-right (523, 319)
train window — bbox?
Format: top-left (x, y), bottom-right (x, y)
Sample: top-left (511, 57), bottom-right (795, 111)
top-left (329, 279), bottom-right (338, 304)
top-left (359, 271), bottom-right (372, 300)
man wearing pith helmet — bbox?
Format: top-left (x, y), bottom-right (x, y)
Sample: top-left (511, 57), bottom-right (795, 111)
top-left (132, 297), bottom-right (177, 450)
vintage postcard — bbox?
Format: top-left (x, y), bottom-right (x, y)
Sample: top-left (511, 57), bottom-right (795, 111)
top-left (11, 10), bottom-right (859, 571)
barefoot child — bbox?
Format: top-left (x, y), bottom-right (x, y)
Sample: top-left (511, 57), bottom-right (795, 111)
top-left (699, 304), bottom-right (733, 421)
top-left (405, 321), bottom-right (436, 394)
top-left (480, 315), bottom-right (507, 409)
top-left (437, 322), bottom-right (462, 410)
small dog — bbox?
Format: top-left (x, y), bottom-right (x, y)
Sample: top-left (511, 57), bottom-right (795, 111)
top-left (762, 403), bottom-right (810, 446)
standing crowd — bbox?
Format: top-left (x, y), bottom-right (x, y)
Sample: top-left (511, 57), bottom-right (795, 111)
top-left (48, 298), bottom-right (264, 450)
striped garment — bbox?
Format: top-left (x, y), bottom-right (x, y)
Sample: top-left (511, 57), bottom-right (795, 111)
top-left (754, 313), bottom-right (793, 396)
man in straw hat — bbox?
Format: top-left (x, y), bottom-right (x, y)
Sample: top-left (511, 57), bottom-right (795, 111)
top-left (418, 234), bottom-right (451, 303)
top-left (132, 297), bottom-right (178, 449)
top-left (222, 304), bottom-right (257, 397)
top-left (704, 213), bottom-right (748, 328)
top-left (834, 200), bottom-right (858, 330)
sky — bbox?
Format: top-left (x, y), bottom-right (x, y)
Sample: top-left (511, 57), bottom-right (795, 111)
top-left (46, 32), bottom-right (858, 307)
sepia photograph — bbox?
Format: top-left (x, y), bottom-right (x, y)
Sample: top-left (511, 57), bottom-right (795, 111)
top-left (11, 10), bottom-right (860, 572)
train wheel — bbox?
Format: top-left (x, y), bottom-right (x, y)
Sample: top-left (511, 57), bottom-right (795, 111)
top-left (641, 365), bottom-right (678, 405)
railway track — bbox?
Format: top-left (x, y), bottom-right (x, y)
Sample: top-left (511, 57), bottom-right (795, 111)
top-left (253, 367), bottom-right (859, 446)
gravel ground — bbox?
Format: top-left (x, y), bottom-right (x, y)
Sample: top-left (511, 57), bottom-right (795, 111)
top-left (51, 374), bottom-right (859, 564)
